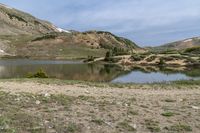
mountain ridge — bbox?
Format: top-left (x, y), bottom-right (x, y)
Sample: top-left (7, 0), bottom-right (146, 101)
top-left (0, 3), bottom-right (141, 59)
top-left (0, 3), bottom-right (61, 35)
top-left (153, 37), bottom-right (200, 51)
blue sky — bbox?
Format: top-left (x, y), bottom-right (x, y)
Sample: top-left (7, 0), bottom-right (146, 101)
top-left (1, 0), bottom-right (200, 46)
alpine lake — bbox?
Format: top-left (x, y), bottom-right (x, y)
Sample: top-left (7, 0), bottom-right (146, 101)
top-left (0, 59), bottom-right (199, 83)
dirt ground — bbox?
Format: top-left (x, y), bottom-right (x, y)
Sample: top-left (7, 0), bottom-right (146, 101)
top-left (0, 81), bottom-right (199, 133)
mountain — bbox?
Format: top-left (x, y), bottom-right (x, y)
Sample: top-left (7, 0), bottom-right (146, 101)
top-left (0, 3), bottom-right (61, 35)
top-left (154, 37), bottom-right (200, 51)
top-left (0, 3), bottom-right (141, 59)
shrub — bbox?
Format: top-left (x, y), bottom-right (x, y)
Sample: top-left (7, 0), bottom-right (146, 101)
top-left (131, 54), bottom-right (146, 61)
top-left (32, 34), bottom-right (57, 42)
top-left (67, 123), bottom-right (80, 132)
top-left (104, 51), bottom-right (113, 61)
top-left (145, 119), bottom-right (161, 132)
top-left (7, 13), bottom-right (27, 23)
top-left (165, 124), bottom-right (192, 132)
top-left (184, 47), bottom-right (200, 54)
top-left (161, 112), bottom-right (174, 117)
top-left (158, 58), bottom-right (165, 66)
top-left (91, 119), bottom-right (104, 125)
top-left (84, 56), bottom-right (95, 62)
top-left (117, 121), bottom-right (136, 131)
top-left (27, 69), bottom-right (48, 78)
top-left (146, 56), bottom-right (157, 62)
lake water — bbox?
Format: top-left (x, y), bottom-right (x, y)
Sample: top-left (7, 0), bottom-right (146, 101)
top-left (0, 59), bottom-right (199, 83)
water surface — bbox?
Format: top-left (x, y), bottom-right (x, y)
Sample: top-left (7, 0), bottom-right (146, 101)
top-left (112, 71), bottom-right (199, 83)
top-left (0, 59), bottom-right (199, 83)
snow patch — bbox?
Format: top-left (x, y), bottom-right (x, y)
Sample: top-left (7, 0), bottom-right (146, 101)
top-left (56, 27), bottom-right (71, 33)
top-left (0, 3), bottom-right (13, 9)
top-left (52, 25), bottom-right (70, 33)
top-left (183, 39), bottom-right (192, 43)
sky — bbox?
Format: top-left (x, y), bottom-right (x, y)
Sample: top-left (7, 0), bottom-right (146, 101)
top-left (0, 0), bottom-right (200, 46)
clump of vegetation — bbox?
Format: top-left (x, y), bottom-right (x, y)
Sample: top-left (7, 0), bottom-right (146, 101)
top-left (131, 53), bottom-right (146, 61)
top-left (164, 99), bottom-right (176, 102)
top-left (91, 119), bottom-right (104, 125)
top-left (159, 50), bottom-right (180, 54)
top-left (161, 112), bottom-right (175, 117)
top-left (145, 119), bottom-right (161, 132)
top-left (112, 47), bottom-right (129, 56)
top-left (160, 56), bottom-right (174, 61)
top-left (50, 94), bottom-right (74, 108)
top-left (67, 123), bottom-right (80, 133)
top-left (185, 69), bottom-right (200, 77)
top-left (7, 13), bottom-right (27, 23)
top-left (27, 69), bottom-right (49, 78)
top-left (164, 124), bottom-right (192, 132)
top-left (158, 58), bottom-right (165, 66)
top-left (128, 110), bottom-right (138, 115)
top-left (0, 116), bottom-right (13, 132)
top-left (84, 56), bottom-right (95, 62)
top-left (173, 80), bottom-right (200, 85)
top-left (34, 20), bottom-right (41, 25)
top-left (104, 51), bottom-right (113, 61)
top-left (104, 47), bottom-right (130, 62)
top-left (117, 121), bottom-right (136, 131)
top-left (146, 56), bottom-right (157, 62)
top-left (32, 34), bottom-right (57, 42)
top-left (184, 47), bottom-right (200, 54)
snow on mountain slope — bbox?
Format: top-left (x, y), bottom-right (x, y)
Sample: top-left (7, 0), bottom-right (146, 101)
top-left (56, 27), bottom-right (71, 33)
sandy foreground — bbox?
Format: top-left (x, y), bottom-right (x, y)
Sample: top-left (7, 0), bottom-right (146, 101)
top-left (0, 81), bottom-right (199, 133)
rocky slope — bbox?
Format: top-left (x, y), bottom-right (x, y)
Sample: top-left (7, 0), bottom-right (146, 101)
top-left (0, 3), bottom-right (59, 35)
top-left (0, 3), bottom-right (141, 59)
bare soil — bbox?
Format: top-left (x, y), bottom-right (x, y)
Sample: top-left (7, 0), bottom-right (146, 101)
top-left (0, 81), bottom-right (199, 133)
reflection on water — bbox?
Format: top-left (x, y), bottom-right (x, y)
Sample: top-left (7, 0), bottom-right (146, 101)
top-left (112, 71), bottom-right (199, 83)
top-left (0, 59), bottom-right (199, 83)
top-left (0, 59), bottom-right (124, 82)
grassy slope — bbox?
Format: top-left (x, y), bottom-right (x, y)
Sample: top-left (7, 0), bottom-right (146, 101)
top-left (0, 31), bottom-right (140, 60)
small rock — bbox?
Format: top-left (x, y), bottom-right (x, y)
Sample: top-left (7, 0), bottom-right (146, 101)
top-left (124, 103), bottom-right (128, 107)
top-left (44, 93), bottom-right (50, 97)
top-left (116, 102), bottom-right (121, 105)
top-left (15, 98), bottom-right (20, 101)
top-left (133, 124), bottom-right (137, 129)
top-left (179, 99), bottom-right (183, 102)
top-left (192, 106), bottom-right (199, 110)
top-left (36, 100), bottom-right (41, 105)
top-left (85, 90), bottom-right (90, 94)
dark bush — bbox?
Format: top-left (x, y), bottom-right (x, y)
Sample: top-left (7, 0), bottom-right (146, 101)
top-left (146, 56), bottom-right (157, 62)
top-left (158, 58), bottom-right (165, 66)
top-left (184, 47), bottom-right (200, 54)
top-left (84, 56), bottom-right (95, 62)
top-left (27, 69), bottom-right (48, 78)
top-left (131, 54), bottom-right (146, 61)
top-left (104, 51), bottom-right (113, 61)
top-left (32, 34), bottom-right (57, 42)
